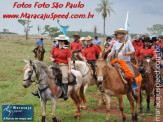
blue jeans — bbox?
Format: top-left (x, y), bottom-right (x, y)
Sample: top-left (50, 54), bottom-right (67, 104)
top-left (126, 61), bottom-right (138, 90)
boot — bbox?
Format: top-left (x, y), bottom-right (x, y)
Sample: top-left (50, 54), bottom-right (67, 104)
top-left (31, 91), bottom-right (40, 98)
top-left (62, 83), bottom-right (68, 101)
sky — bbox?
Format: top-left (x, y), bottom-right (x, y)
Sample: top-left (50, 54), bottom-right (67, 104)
top-left (0, 0), bottom-right (163, 36)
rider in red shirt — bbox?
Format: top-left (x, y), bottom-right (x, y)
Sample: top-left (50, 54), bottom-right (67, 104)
top-left (50, 35), bottom-right (72, 101)
top-left (135, 37), bottom-right (156, 65)
top-left (157, 36), bottom-right (163, 48)
top-left (70, 33), bottom-right (83, 52)
top-left (82, 36), bottom-right (104, 92)
top-left (132, 35), bottom-right (143, 51)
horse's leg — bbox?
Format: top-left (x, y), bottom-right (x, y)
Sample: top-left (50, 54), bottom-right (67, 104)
top-left (154, 86), bottom-right (156, 106)
top-left (51, 99), bottom-right (60, 122)
top-left (126, 93), bottom-right (135, 121)
top-left (139, 89), bottom-right (143, 113)
top-left (41, 100), bottom-right (46, 122)
top-left (98, 92), bottom-right (105, 106)
top-left (118, 95), bottom-right (126, 122)
top-left (79, 85), bottom-right (87, 109)
top-left (70, 91), bottom-right (81, 119)
top-left (135, 89), bottom-right (140, 121)
top-left (105, 93), bottom-right (111, 122)
top-left (146, 91), bottom-right (151, 113)
top-left (82, 84), bottom-right (88, 108)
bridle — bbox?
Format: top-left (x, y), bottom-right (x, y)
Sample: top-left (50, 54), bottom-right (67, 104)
top-left (23, 64), bottom-right (37, 83)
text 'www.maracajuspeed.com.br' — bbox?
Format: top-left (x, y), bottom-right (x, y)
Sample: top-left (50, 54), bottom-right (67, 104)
top-left (3, 12), bottom-right (94, 20)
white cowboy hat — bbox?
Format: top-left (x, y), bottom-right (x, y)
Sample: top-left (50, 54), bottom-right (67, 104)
top-left (133, 35), bottom-right (140, 40)
top-left (85, 36), bottom-right (93, 41)
top-left (55, 35), bottom-right (69, 40)
top-left (80, 37), bottom-right (86, 41)
top-left (114, 28), bottom-right (128, 35)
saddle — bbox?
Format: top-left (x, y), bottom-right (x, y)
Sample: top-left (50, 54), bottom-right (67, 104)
top-left (51, 66), bottom-right (77, 86)
top-left (112, 59), bottom-right (141, 85)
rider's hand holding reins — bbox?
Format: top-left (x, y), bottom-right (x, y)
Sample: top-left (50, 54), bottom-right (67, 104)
top-left (50, 56), bottom-right (55, 62)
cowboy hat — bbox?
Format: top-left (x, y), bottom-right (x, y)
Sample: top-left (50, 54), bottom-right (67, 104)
top-left (55, 35), bottom-right (69, 40)
top-left (80, 37), bottom-right (86, 41)
top-left (85, 36), bottom-right (93, 41)
top-left (114, 28), bottom-right (128, 35)
top-left (73, 33), bottom-right (80, 38)
top-left (133, 35), bottom-right (140, 41)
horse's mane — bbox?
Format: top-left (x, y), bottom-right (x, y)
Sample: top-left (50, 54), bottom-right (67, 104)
top-left (33, 61), bottom-right (57, 96)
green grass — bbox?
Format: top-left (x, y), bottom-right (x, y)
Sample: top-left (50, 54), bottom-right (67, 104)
top-left (0, 35), bottom-right (159, 122)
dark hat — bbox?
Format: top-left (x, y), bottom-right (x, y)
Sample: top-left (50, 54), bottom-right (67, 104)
top-left (95, 36), bottom-right (98, 39)
top-left (40, 38), bottom-right (43, 40)
top-left (151, 37), bottom-right (158, 42)
top-left (106, 36), bottom-right (111, 40)
top-left (144, 37), bottom-right (151, 42)
top-left (53, 40), bottom-right (57, 42)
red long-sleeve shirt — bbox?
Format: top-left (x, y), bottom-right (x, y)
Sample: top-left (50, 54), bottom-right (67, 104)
top-left (135, 47), bottom-right (156, 61)
top-left (83, 44), bottom-right (101, 60)
top-left (70, 41), bottom-right (83, 52)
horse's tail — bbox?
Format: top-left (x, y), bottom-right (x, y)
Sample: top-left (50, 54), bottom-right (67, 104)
top-left (79, 84), bottom-right (86, 105)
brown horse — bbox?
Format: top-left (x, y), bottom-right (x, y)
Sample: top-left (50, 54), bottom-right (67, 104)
top-left (139, 56), bottom-right (156, 113)
top-left (95, 57), bottom-right (141, 122)
top-left (36, 45), bottom-right (44, 61)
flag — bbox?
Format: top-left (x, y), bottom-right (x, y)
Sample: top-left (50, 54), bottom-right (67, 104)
top-left (57, 19), bottom-right (70, 41)
top-left (125, 11), bottom-right (131, 41)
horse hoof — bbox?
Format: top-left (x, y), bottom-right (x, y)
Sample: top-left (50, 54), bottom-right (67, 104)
top-left (74, 115), bottom-right (77, 119)
top-left (77, 115), bottom-right (81, 119)
top-left (146, 109), bottom-right (150, 113)
top-left (135, 114), bottom-right (138, 121)
top-left (106, 120), bottom-right (109, 122)
top-left (123, 117), bottom-right (126, 122)
top-left (41, 116), bottom-right (45, 122)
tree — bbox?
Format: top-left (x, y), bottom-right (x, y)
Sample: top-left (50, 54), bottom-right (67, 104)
top-left (37, 25), bottom-right (41, 36)
top-left (3, 29), bottom-right (9, 33)
top-left (94, 26), bottom-right (97, 37)
top-left (147, 24), bottom-right (163, 37)
top-left (43, 25), bottom-right (60, 41)
top-left (95, 0), bottom-right (114, 35)
top-left (18, 19), bottom-right (32, 40)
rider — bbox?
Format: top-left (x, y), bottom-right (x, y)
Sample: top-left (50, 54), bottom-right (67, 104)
top-left (82, 36), bottom-right (104, 92)
top-left (70, 33), bottom-right (83, 52)
top-left (50, 35), bottom-right (72, 101)
top-left (107, 28), bottom-right (137, 97)
top-left (135, 37), bottom-right (157, 67)
top-left (33, 38), bottom-right (45, 57)
top-left (132, 35), bottom-right (143, 51)
top-left (94, 36), bottom-right (102, 52)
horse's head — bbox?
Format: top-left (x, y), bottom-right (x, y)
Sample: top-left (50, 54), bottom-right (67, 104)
top-left (142, 56), bottom-right (153, 74)
top-left (22, 60), bottom-right (37, 88)
top-left (95, 57), bottom-right (106, 82)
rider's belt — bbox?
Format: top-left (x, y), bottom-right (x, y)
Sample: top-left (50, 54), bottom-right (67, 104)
top-left (54, 63), bottom-right (68, 66)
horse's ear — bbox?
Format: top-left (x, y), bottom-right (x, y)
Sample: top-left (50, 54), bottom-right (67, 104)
top-left (29, 60), bottom-right (32, 65)
top-left (98, 53), bottom-right (104, 60)
top-left (23, 59), bottom-right (28, 63)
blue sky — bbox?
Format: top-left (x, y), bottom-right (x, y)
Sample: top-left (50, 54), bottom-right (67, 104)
top-left (0, 0), bottom-right (163, 36)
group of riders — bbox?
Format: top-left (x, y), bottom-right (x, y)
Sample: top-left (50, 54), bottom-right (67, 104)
top-left (32, 28), bottom-right (163, 101)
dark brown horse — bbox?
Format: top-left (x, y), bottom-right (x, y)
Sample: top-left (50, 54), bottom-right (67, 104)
top-left (95, 57), bottom-right (141, 122)
top-left (36, 45), bottom-right (44, 61)
top-left (139, 56), bottom-right (156, 113)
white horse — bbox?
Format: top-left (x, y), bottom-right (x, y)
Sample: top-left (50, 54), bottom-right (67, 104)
top-left (22, 60), bottom-right (83, 122)
top-left (71, 60), bottom-right (105, 108)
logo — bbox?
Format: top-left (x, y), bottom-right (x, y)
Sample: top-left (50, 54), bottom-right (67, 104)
top-left (2, 105), bottom-right (33, 121)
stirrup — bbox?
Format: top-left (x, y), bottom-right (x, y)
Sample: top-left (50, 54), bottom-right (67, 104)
top-left (31, 91), bottom-right (40, 98)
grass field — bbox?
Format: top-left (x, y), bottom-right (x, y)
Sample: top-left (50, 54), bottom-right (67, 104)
top-left (0, 34), bottom-right (162, 122)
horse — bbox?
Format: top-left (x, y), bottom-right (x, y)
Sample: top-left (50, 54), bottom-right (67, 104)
top-left (95, 57), bottom-right (141, 122)
top-left (22, 60), bottom-right (83, 122)
top-left (71, 60), bottom-right (106, 109)
top-left (139, 56), bottom-right (156, 113)
top-left (36, 45), bottom-right (44, 61)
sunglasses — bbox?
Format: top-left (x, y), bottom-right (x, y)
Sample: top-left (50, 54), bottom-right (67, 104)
top-left (58, 40), bottom-right (65, 42)
top-left (117, 32), bottom-right (124, 35)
